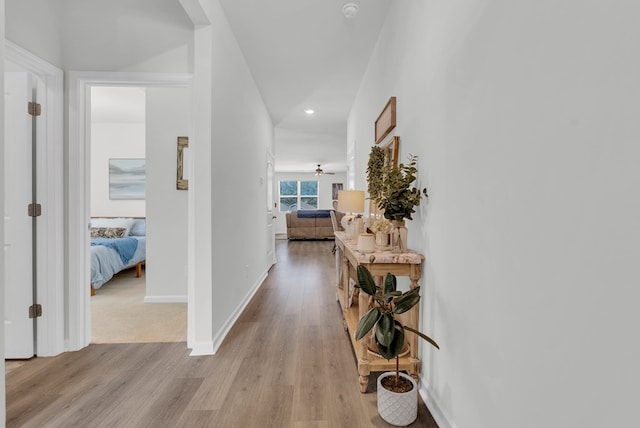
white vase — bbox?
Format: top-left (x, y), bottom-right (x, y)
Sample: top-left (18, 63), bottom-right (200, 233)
top-left (377, 372), bottom-right (418, 426)
top-left (375, 231), bottom-right (388, 247)
top-left (357, 233), bottom-right (375, 253)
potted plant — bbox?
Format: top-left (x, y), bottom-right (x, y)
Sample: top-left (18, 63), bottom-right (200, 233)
top-left (355, 265), bottom-right (439, 426)
top-left (377, 154), bottom-right (427, 252)
top-left (367, 145), bottom-right (386, 207)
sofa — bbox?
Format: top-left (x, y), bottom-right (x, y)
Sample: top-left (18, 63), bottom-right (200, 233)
top-left (286, 210), bottom-right (343, 240)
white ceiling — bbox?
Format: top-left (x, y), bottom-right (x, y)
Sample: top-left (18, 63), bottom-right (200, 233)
top-left (219, 0), bottom-right (392, 173)
top-left (90, 1), bottom-right (392, 173)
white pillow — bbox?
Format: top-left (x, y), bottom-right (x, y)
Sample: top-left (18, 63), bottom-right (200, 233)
top-left (90, 218), bottom-right (136, 237)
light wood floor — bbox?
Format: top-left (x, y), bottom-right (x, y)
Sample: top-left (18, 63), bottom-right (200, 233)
top-left (5, 240), bottom-right (438, 427)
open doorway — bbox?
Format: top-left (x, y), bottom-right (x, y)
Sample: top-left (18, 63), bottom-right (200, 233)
top-left (66, 73), bottom-right (192, 350)
top-left (88, 86), bottom-right (187, 343)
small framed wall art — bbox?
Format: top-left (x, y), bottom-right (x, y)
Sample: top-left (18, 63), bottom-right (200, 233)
top-left (332, 183), bottom-right (344, 200)
top-left (381, 135), bottom-right (399, 169)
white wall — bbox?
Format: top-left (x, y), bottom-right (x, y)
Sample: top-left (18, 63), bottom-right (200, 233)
top-left (7, 0), bottom-right (192, 74)
top-left (189, 11), bottom-right (214, 353)
top-left (145, 87), bottom-right (190, 300)
top-left (1, 0), bottom-right (6, 421)
top-left (273, 171), bottom-right (347, 235)
top-left (5, 0), bottom-right (62, 67)
top-left (61, 0), bottom-right (193, 73)
top-left (209, 0), bottom-right (274, 344)
top-left (90, 123), bottom-right (146, 217)
top-left (349, 1), bottom-right (640, 427)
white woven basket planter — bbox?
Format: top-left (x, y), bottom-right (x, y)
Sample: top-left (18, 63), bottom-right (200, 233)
top-left (377, 372), bottom-right (418, 426)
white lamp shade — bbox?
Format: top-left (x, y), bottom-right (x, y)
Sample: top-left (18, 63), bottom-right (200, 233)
top-left (337, 190), bottom-right (365, 214)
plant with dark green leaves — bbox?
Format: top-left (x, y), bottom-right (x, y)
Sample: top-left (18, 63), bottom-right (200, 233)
top-left (367, 145), bottom-right (386, 204)
top-left (355, 265), bottom-right (439, 385)
top-left (377, 155), bottom-right (428, 221)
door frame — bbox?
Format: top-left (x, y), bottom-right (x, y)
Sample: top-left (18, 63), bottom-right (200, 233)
top-left (67, 71), bottom-right (193, 350)
top-left (266, 148), bottom-right (276, 266)
top-left (5, 41), bottom-right (64, 356)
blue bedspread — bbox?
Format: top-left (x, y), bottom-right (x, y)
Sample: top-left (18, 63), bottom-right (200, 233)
top-left (91, 237), bottom-right (139, 265)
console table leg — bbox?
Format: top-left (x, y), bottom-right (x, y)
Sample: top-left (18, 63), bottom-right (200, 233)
top-left (359, 375), bottom-right (369, 393)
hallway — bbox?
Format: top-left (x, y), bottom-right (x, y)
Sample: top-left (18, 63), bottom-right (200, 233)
top-left (6, 240), bottom-right (437, 427)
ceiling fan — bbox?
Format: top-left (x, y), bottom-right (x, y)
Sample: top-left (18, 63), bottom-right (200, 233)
top-left (314, 164), bottom-right (335, 176)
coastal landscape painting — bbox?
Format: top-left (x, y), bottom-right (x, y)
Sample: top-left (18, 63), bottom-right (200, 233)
top-left (109, 158), bottom-right (146, 200)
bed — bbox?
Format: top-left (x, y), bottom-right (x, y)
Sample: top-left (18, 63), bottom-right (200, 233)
top-left (90, 217), bottom-right (146, 295)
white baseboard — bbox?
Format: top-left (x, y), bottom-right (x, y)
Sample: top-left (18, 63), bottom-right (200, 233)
top-left (419, 379), bottom-right (457, 428)
top-left (189, 341), bottom-right (215, 356)
top-left (210, 269), bottom-right (269, 354)
top-left (143, 295), bottom-right (188, 303)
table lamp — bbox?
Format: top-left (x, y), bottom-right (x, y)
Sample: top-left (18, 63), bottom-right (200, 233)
top-left (337, 190), bottom-right (365, 240)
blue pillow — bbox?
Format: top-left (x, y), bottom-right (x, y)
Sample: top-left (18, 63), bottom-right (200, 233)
top-left (297, 210), bottom-right (332, 218)
top-left (129, 219), bottom-right (146, 236)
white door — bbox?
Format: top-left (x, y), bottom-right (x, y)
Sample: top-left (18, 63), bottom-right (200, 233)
top-left (4, 72), bottom-right (37, 358)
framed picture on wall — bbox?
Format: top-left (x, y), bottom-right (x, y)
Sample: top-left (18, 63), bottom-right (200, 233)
top-left (109, 158), bottom-right (146, 200)
top-left (332, 183), bottom-right (343, 200)
top-left (381, 135), bottom-right (399, 169)
top-left (374, 96), bottom-right (396, 144)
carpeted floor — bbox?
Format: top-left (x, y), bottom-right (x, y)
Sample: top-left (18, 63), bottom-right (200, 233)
top-left (90, 268), bottom-right (187, 343)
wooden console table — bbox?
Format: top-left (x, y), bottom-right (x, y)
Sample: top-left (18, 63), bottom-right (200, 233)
top-left (334, 231), bottom-right (424, 393)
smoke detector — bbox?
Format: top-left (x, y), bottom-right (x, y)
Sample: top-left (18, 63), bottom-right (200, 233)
top-left (343, 3), bottom-right (359, 19)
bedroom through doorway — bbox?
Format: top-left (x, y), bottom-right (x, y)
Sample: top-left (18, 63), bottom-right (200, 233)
top-left (89, 86), bottom-right (187, 344)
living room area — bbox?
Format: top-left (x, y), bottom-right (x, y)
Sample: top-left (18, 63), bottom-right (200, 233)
top-left (274, 172), bottom-right (347, 241)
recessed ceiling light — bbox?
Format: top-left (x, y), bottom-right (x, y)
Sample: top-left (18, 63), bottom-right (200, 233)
top-left (304, 109), bottom-right (315, 115)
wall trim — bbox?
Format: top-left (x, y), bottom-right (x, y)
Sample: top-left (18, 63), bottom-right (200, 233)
top-left (210, 269), bottom-right (269, 354)
top-left (419, 379), bottom-right (457, 428)
top-left (189, 341), bottom-right (215, 356)
top-left (143, 295), bottom-right (188, 304)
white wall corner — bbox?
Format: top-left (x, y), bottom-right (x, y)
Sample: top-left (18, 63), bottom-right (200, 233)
top-left (210, 269), bottom-right (269, 354)
top-left (0, 0), bottom-right (6, 421)
top-left (419, 380), bottom-right (457, 428)
top-left (179, 0), bottom-right (212, 27)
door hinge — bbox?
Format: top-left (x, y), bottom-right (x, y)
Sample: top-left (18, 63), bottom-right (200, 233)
top-left (28, 101), bottom-right (42, 117)
top-left (28, 203), bottom-right (42, 217)
top-left (29, 304), bottom-right (42, 319)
